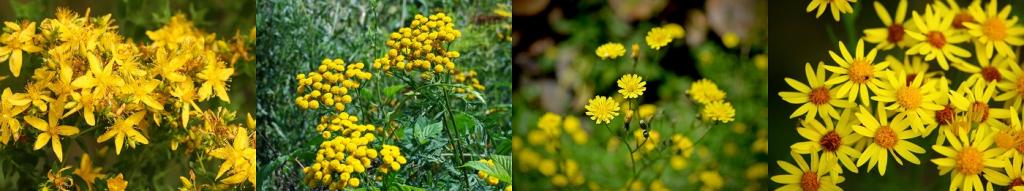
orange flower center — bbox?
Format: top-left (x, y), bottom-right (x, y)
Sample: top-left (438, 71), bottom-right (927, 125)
top-left (936, 104), bottom-right (955, 125)
top-left (809, 87), bottom-right (831, 105)
top-left (1012, 178), bottom-right (1024, 188)
top-left (956, 147), bottom-right (983, 175)
top-left (819, 131), bottom-right (842, 152)
top-left (953, 12), bottom-right (975, 29)
top-left (995, 130), bottom-right (1021, 149)
top-left (981, 66), bottom-right (1002, 82)
top-left (1017, 76), bottom-right (1024, 96)
top-left (887, 24), bottom-right (905, 43)
top-left (897, 87), bottom-right (922, 109)
top-left (969, 102), bottom-right (990, 123)
top-left (875, 126), bottom-right (898, 148)
top-left (849, 60), bottom-right (874, 84)
top-left (983, 18), bottom-right (1008, 41)
top-left (801, 171), bottom-right (820, 191)
top-left (927, 31), bottom-right (946, 48)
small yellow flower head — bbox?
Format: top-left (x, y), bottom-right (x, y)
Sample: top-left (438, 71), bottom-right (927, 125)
top-left (630, 43), bottom-right (640, 59)
top-left (638, 104), bottom-right (657, 121)
top-left (722, 32), bottom-right (740, 48)
top-left (687, 79), bottom-right (726, 104)
top-left (617, 74), bottom-right (646, 99)
top-left (107, 173), bottom-right (127, 191)
top-left (595, 42), bottom-right (625, 59)
top-left (0, 21), bottom-right (42, 77)
top-left (701, 101), bottom-right (735, 123)
top-left (585, 96), bottom-right (620, 124)
top-left (645, 27), bottom-right (673, 50)
top-left (662, 23), bottom-right (685, 39)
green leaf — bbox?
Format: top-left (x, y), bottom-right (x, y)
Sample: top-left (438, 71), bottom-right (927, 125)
top-left (414, 118), bottom-right (443, 145)
top-left (384, 84), bottom-right (408, 97)
top-left (453, 112), bottom-right (479, 133)
top-left (461, 155), bottom-right (512, 184)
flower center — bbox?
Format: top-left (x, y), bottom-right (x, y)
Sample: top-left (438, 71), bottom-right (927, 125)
top-left (819, 131), bottom-right (842, 152)
top-left (953, 12), bottom-right (975, 29)
top-left (875, 126), bottom-right (898, 148)
top-left (849, 60), bottom-right (873, 84)
top-left (801, 171), bottom-right (820, 191)
top-left (981, 66), bottom-right (1002, 82)
top-left (994, 130), bottom-right (1021, 149)
top-left (956, 147), bottom-right (983, 175)
top-left (927, 31), bottom-right (946, 48)
top-left (897, 87), bottom-right (922, 109)
top-left (969, 102), bottom-right (990, 123)
top-left (887, 24), bottom-right (905, 43)
top-left (809, 87), bottom-right (831, 105)
top-left (983, 18), bottom-right (1008, 41)
top-left (936, 104), bottom-right (955, 125)
top-left (1012, 178), bottom-right (1024, 189)
top-left (1017, 76), bottom-right (1024, 96)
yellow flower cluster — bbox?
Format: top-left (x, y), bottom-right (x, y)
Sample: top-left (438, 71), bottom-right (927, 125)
top-left (295, 58), bottom-right (372, 110)
top-left (669, 134), bottom-right (695, 170)
top-left (538, 159), bottom-right (585, 187)
top-left (476, 159), bottom-right (500, 185)
top-left (371, 12), bottom-right (486, 100)
top-left (631, 129), bottom-right (661, 159)
top-left (379, 144), bottom-right (408, 174)
top-left (688, 79), bottom-right (735, 123)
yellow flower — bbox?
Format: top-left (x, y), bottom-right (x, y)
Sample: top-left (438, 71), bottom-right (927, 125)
top-left (595, 42), bottom-right (625, 59)
top-left (687, 79), bottom-right (726, 104)
top-left (790, 109), bottom-right (863, 175)
top-left (779, 62), bottom-right (853, 124)
top-left (863, 0), bottom-right (914, 50)
top-left (872, 70), bottom-right (943, 135)
top-left (171, 80), bottom-right (200, 129)
top-left (128, 79), bottom-right (164, 111)
top-left (0, 88), bottom-right (29, 144)
top-left (824, 39), bottom-right (886, 106)
top-left (701, 101), bottom-right (735, 123)
top-left (71, 52), bottom-right (124, 97)
top-left (699, 171), bottom-right (724, 190)
top-left (997, 56), bottom-right (1024, 109)
top-left (198, 57), bottom-right (234, 102)
top-left (645, 27), bottom-right (672, 50)
top-left (73, 154), bottom-right (104, 190)
top-left (0, 21), bottom-right (42, 77)
top-left (25, 97), bottom-right (78, 162)
top-left (107, 173), bottom-right (127, 191)
top-left (68, 89), bottom-right (98, 126)
top-left (931, 127), bottom-right (1011, 191)
top-left (1003, 153), bottom-right (1024, 190)
top-left (954, 52), bottom-right (1012, 85)
top-left (949, 79), bottom-right (1010, 130)
top-left (209, 128), bottom-right (256, 185)
top-left (906, 5), bottom-right (972, 70)
top-left (721, 32), bottom-right (739, 48)
top-left (638, 104), bottom-right (657, 121)
top-left (851, 103), bottom-right (925, 176)
top-left (617, 74), bottom-right (646, 99)
top-left (96, 111), bottom-right (150, 155)
top-left (771, 152), bottom-right (844, 191)
top-left (585, 96), bottom-right (620, 124)
top-left (662, 23), bottom-right (685, 39)
top-left (670, 134), bottom-right (694, 170)
top-left (806, 0), bottom-right (855, 21)
top-left (963, 0), bottom-right (1024, 59)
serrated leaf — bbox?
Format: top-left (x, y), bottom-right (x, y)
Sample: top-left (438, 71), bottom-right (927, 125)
top-left (414, 120), bottom-right (443, 144)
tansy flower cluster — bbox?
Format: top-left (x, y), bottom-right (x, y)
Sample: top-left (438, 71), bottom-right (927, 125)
top-left (371, 13), bottom-right (486, 100)
top-left (777, 0), bottom-right (1024, 190)
top-left (0, 7), bottom-right (256, 190)
top-left (295, 58), bottom-right (372, 110)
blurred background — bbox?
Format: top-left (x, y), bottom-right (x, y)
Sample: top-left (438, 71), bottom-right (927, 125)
top-left (512, 0), bottom-right (768, 190)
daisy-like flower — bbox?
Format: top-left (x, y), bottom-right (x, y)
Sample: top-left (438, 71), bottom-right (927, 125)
top-left (963, 0), bottom-right (1024, 59)
top-left (824, 39), bottom-right (887, 106)
top-left (954, 53), bottom-right (1012, 84)
top-left (585, 96), bottom-right (620, 124)
top-left (934, 0), bottom-right (981, 30)
top-left (687, 79), bottom-right (726, 104)
top-left (906, 5), bottom-right (973, 70)
top-left (949, 79), bottom-right (1010, 131)
top-left (780, 62), bottom-right (854, 124)
top-left (1003, 154), bottom-right (1024, 190)
top-left (0, 21), bottom-right (42, 77)
top-left (595, 42), bottom-right (626, 60)
top-left (852, 103), bottom-right (925, 176)
top-left (645, 27), bottom-right (672, 50)
top-left (863, 0), bottom-right (915, 50)
top-left (997, 56), bottom-right (1024, 109)
top-left (790, 108), bottom-right (863, 176)
top-left (97, 111), bottom-right (150, 155)
top-left (872, 70), bottom-right (942, 136)
top-left (806, 0), bottom-right (856, 22)
top-left (701, 101), bottom-right (735, 123)
top-left (994, 108), bottom-right (1024, 159)
top-left (662, 23), bottom-right (685, 39)
top-left (771, 152), bottom-right (845, 191)
top-left (931, 127), bottom-right (1011, 191)
top-left (24, 97), bottom-right (79, 162)
top-left (617, 74), bottom-right (646, 99)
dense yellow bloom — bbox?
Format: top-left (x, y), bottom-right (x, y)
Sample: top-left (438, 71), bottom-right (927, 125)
top-left (824, 39), bottom-right (886, 106)
top-left (617, 74), bottom-right (646, 99)
top-left (852, 104), bottom-right (925, 176)
top-left (209, 128), bottom-right (256, 186)
top-left (645, 27), bottom-right (672, 50)
top-left (687, 79), bottom-right (726, 104)
top-left (669, 134), bottom-right (694, 170)
top-left (863, 0), bottom-right (914, 50)
top-left (997, 56), bottom-right (1024, 109)
top-left (949, 79), bottom-right (1009, 130)
top-left (931, 128), bottom-right (1011, 191)
top-left (71, 52), bottom-right (124, 97)
top-left (779, 62), bottom-right (853, 124)
top-left (905, 5), bottom-right (972, 70)
top-left (585, 96), bottom-right (620, 124)
top-left (790, 109), bottom-right (863, 175)
top-left (96, 112), bottom-right (150, 155)
top-left (701, 101), bottom-right (735, 123)
top-left (107, 173), bottom-right (127, 191)
top-left (197, 57), bottom-right (234, 102)
top-left (25, 98), bottom-right (78, 162)
top-left (74, 154), bottom-right (104, 190)
top-left (595, 42), bottom-right (625, 59)
top-left (963, 0), bottom-right (1024, 59)
top-left (872, 70), bottom-right (942, 135)
top-left (772, 152), bottom-right (844, 191)
top-left (807, 0), bottom-right (856, 21)
top-left (0, 88), bottom-right (29, 144)
top-left (0, 21), bottom-right (42, 77)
